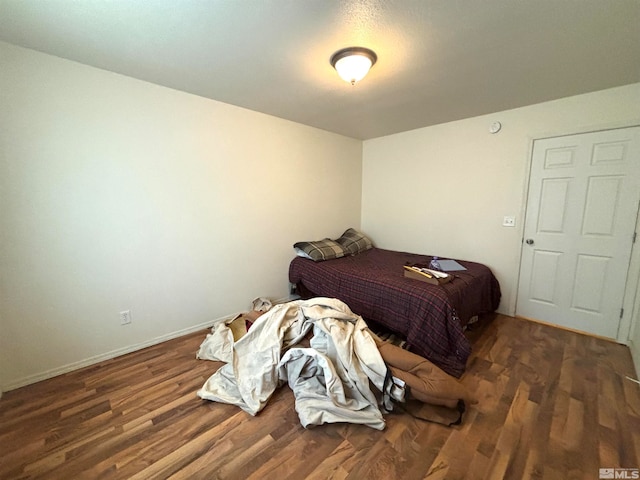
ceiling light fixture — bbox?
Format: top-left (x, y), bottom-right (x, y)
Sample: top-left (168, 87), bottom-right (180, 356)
top-left (330, 47), bottom-right (377, 85)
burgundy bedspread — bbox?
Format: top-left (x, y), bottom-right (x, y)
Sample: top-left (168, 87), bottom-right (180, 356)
top-left (288, 248), bottom-right (501, 377)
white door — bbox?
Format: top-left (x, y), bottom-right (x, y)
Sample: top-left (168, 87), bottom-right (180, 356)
top-left (516, 127), bottom-right (640, 338)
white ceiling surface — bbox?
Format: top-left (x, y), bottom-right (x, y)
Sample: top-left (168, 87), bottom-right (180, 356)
top-left (0, 1), bottom-right (638, 140)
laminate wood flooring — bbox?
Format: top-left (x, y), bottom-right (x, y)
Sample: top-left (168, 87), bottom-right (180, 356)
top-left (1, 314), bottom-right (639, 479)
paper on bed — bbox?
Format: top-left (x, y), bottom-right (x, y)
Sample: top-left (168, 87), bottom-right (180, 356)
top-left (437, 259), bottom-right (467, 271)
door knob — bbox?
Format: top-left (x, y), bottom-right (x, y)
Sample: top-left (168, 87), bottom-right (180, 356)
top-left (525, 238), bottom-right (534, 245)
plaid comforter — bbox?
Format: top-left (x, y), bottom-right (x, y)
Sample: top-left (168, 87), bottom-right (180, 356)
top-left (289, 248), bottom-right (501, 377)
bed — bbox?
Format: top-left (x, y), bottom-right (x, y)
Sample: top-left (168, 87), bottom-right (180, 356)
top-left (289, 247), bottom-right (501, 377)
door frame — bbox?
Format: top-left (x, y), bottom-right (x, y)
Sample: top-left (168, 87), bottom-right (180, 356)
top-left (515, 125), bottom-right (640, 344)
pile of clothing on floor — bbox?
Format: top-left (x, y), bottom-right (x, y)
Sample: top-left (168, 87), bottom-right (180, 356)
top-left (196, 297), bottom-right (473, 430)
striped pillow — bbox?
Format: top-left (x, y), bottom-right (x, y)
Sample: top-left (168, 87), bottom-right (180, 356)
top-left (336, 228), bottom-right (373, 255)
top-left (293, 238), bottom-right (346, 262)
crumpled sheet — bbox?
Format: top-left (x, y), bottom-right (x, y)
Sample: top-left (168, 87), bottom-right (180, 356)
top-left (196, 310), bottom-right (263, 363)
top-left (197, 297), bottom-right (394, 430)
top-left (195, 319), bottom-right (237, 364)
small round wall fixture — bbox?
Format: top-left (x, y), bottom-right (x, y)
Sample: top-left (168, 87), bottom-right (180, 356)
top-left (489, 121), bottom-right (502, 134)
top-left (330, 47), bottom-right (377, 85)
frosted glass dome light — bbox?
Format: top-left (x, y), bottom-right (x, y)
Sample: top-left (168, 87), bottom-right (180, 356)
top-left (330, 47), bottom-right (377, 85)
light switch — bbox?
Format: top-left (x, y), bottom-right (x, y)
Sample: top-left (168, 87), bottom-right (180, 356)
top-left (503, 216), bottom-right (516, 227)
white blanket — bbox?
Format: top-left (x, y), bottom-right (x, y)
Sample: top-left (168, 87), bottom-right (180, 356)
top-left (197, 297), bottom-right (392, 430)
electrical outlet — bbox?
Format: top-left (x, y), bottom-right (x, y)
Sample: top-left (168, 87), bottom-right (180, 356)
top-left (119, 310), bottom-right (132, 325)
top-left (503, 216), bottom-right (516, 227)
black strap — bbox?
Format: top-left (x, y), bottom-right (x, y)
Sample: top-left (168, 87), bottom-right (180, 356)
top-left (380, 365), bottom-right (395, 414)
top-left (394, 388), bottom-right (466, 426)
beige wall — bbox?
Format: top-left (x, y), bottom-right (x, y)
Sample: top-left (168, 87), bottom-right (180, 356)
top-left (632, 311), bottom-right (640, 375)
top-left (0, 42), bottom-right (363, 391)
top-left (362, 83), bottom-right (640, 330)
top-left (631, 286), bottom-right (640, 376)
top-left (629, 213), bottom-right (640, 376)
top-left (2, 40), bottom-right (639, 392)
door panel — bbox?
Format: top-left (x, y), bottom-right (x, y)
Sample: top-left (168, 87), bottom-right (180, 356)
top-left (516, 127), bottom-right (640, 338)
top-left (571, 254), bottom-right (608, 313)
top-left (582, 175), bottom-right (623, 237)
top-left (529, 250), bottom-right (561, 305)
top-left (538, 178), bottom-right (570, 233)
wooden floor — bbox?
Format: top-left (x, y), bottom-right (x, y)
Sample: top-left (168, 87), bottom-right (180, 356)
top-left (1, 314), bottom-right (639, 479)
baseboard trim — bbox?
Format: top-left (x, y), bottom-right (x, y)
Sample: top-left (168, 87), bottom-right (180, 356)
top-left (2, 315), bottom-right (232, 393)
top-left (2, 296), bottom-right (300, 393)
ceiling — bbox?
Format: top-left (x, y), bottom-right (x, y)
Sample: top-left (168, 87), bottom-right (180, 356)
top-left (0, 1), bottom-right (638, 140)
